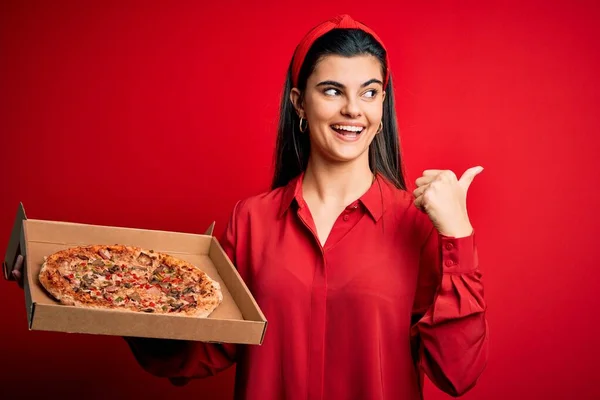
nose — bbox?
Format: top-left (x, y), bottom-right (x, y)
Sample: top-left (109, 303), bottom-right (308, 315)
top-left (341, 96), bottom-right (362, 119)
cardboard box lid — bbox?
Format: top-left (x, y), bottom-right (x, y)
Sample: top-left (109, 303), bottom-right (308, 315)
top-left (3, 203), bottom-right (267, 345)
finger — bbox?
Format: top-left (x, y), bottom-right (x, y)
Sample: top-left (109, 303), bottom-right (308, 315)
top-left (14, 255), bottom-right (23, 272)
top-left (416, 169), bottom-right (449, 186)
top-left (439, 169), bottom-right (457, 181)
top-left (414, 192), bottom-right (426, 210)
top-left (13, 255), bottom-right (24, 288)
top-left (415, 203), bottom-right (426, 213)
top-left (413, 183), bottom-right (429, 198)
top-left (12, 270), bottom-right (23, 288)
top-left (415, 175), bottom-right (436, 187)
top-left (422, 169), bottom-right (444, 177)
top-left (458, 166), bottom-right (484, 191)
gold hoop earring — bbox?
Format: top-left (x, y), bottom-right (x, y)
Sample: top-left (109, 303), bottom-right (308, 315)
top-left (299, 117), bottom-right (308, 133)
top-left (376, 121), bottom-right (383, 134)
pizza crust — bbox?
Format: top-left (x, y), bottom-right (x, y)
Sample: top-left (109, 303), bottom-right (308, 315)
top-left (39, 244), bottom-right (223, 318)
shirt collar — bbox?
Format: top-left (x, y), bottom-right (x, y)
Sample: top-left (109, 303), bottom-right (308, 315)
top-left (278, 173), bottom-right (304, 218)
top-left (278, 171), bottom-right (388, 221)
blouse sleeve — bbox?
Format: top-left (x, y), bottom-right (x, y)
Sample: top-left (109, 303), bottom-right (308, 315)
top-left (124, 201), bottom-right (243, 384)
top-left (410, 225), bottom-right (489, 396)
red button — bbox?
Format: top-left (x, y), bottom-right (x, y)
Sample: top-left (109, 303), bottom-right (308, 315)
top-left (445, 243), bottom-right (454, 250)
top-left (343, 215), bottom-right (349, 221)
top-left (445, 260), bottom-right (454, 267)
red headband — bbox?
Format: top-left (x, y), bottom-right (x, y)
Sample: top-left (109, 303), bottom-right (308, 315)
top-left (291, 14), bottom-right (390, 88)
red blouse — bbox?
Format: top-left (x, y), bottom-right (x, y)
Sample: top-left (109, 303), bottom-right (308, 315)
top-left (126, 173), bottom-right (489, 399)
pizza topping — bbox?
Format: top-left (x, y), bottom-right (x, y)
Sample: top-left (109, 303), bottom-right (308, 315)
top-left (128, 292), bottom-right (141, 302)
top-left (91, 259), bottom-right (105, 267)
top-left (76, 254), bottom-right (89, 260)
top-left (147, 286), bottom-right (161, 296)
top-left (98, 248), bottom-right (112, 260)
top-left (182, 295), bottom-right (195, 303)
top-left (105, 286), bottom-right (118, 293)
top-left (137, 253), bottom-right (153, 266)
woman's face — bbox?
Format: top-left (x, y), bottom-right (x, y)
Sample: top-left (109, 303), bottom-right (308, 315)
top-left (291, 54), bottom-right (386, 165)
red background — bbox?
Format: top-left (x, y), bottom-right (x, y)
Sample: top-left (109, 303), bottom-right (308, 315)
top-left (1, 1), bottom-right (599, 399)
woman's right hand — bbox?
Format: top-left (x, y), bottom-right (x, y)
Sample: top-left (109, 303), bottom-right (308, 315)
top-left (9, 254), bottom-right (24, 288)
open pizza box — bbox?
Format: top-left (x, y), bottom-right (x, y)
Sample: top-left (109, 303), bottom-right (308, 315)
top-left (3, 202), bottom-right (267, 345)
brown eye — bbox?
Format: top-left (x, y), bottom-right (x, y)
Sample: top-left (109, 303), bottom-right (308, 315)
top-left (324, 88), bottom-right (340, 96)
top-left (363, 89), bottom-right (378, 98)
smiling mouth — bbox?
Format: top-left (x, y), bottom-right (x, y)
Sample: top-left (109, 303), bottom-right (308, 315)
top-left (330, 124), bottom-right (365, 138)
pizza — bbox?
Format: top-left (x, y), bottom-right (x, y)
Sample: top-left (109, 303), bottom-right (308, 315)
top-left (38, 244), bottom-right (223, 317)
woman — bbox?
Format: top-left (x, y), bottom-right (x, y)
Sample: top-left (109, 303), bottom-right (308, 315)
top-left (10, 14), bottom-right (488, 400)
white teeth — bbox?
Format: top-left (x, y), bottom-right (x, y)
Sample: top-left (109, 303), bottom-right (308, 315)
top-left (332, 124), bottom-right (364, 133)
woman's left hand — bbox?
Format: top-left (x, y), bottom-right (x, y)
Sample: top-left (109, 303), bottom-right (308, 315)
top-left (413, 166), bottom-right (483, 238)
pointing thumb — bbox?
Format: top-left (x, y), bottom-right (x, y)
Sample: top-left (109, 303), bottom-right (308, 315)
top-left (459, 166), bottom-right (483, 191)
